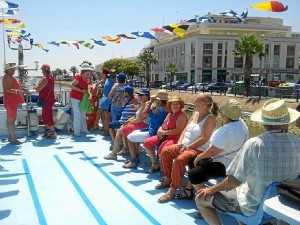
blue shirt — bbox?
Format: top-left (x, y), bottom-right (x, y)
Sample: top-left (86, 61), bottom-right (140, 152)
top-left (148, 106), bottom-right (168, 136)
top-left (103, 77), bottom-right (115, 97)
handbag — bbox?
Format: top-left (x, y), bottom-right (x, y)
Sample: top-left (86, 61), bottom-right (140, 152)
top-left (37, 99), bottom-right (46, 108)
top-left (276, 180), bottom-right (300, 206)
top-left (80, 93), bottom-right (94, 114)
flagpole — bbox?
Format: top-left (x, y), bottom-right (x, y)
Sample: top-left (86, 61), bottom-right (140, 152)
top-left (2, 9), bottom-right (7, 66)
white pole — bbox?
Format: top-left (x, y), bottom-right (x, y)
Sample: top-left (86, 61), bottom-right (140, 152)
top-left (2, 9), bottom-right (6, 66)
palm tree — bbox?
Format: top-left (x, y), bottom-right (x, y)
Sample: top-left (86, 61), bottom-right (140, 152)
top-left (232, 34), bottom-right (265, 97)
top-left (138, 50), bottom-right (158, 88)
top-left (166, 63), bottom-right (178, 91)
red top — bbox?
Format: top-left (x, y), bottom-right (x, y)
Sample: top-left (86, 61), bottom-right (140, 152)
top-left (2, 73), bottom-right (24, 107)
top-left (40, 75), bottom-right (55, 103)
top-left (70, 74), bottom-right (88, 100)
top-left (161, 110), bottom-right (187, 140)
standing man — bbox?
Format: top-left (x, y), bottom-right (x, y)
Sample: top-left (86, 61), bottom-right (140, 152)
top-left (195, 99), bottom-right (300, 225)
top-left (2, 63), bottom-right (25, 144)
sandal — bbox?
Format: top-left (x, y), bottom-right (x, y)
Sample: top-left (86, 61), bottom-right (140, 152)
top-left (104, 152), bottom-right (117, 160)
top-left (117, 149), bottom-right (129, 156)
top-left (194, 212), bottom-right (204, 219)
top-left (147, 165), bottom-right (160, 173)
top-left (175, 187), bottom-right (194, 200)
top-left (122, 158), bottom-right (138, 169)
top-left (10, 139), bottom-right (21, 145)
top-left (124, 157), bottom-right (140, 164)
top-left (155, 179), bottom-right (170, 189)
top-left (158, 193), bottom-right (174, 203)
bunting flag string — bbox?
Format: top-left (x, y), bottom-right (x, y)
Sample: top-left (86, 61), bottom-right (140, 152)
top-left (251, 1), bottom-right (288, 12)
top-left (117, 34), bottom-right (136, 39)
top-left (0, 1), bottom-right (18, 9)
top-left (91, 39), bottom-right (106, 46)
top-left (33, 43), bottom-right (49, 52)
top-left (4, 22), bottom-right (25, 30)
top-left (162, 24), bottom-right (189, 37)
top-left (0, 18), bottom-right (20, 24)
top-left (0, 9), bottom-right (20, 16)
top-left (131, 31), bottom-right (158, 41)
top-left (77, 40), bottom-right (94, 49)
top-left (102, 36), bottom-right (121, 44)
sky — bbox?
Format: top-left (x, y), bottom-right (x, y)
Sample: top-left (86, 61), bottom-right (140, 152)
top-left (0, 0), bottom-right (299, 73)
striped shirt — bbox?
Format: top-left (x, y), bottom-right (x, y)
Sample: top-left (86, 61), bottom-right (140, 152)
top-left (119, 98), bottom-right (139, 124)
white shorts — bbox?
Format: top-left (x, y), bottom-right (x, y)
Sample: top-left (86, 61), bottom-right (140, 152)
top-left (127, 130), bottom-right (150, 143)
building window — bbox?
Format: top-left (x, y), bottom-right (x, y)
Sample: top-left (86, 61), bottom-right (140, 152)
top-left (203, 43), bottom-right (213, 55)
top-left (191, 42), bottom-right (196, 55)
top-left (218, 42), bottom-right (223, 55)
top-left (234, 57), bottom-right (243, 68)
top-left (274, 45), bottom-right (280, 56)
top-left (287, 45), bottom-right (295, 56)
top-left (203, 56), bottom-right (212, 68)
top-left (217, 56), bottom-right (222, 68)
top-left (286, 58), bottom-right (294, 69)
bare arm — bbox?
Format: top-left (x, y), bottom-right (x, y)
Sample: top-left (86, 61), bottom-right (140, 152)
top-left (196, 175), bottom-right (242, 200)
top-left (70, 79), bottom-right (84, 93)
top-left (162, 113), bottom-right (188, 136)
top-left (34, 77), bottom-right (47, 92)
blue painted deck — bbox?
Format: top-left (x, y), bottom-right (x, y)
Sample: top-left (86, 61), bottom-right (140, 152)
top-left (0, 131), bottom-right (238, 225)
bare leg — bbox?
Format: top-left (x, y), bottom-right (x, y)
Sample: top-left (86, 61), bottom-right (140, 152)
top-left (145, 148), bottom-right (158, 167)
top-left (7, 118), bottom-right (20, 144)
top-left (195, 194), bottom-right (222, 225)
top-left (109, 128), bottom-right (116, 143)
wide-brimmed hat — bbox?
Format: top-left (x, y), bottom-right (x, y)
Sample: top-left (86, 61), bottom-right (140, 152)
top-left (166, 95), bottom-right (185, 109)
top-left (136, 88), bottom-right (150, 96)
top-left (80, 63), bottom-right (94, 71)
top-left (251, 99), bottom-right (300, 125)
top-left (4, 62), bottom-right (18, 71)
top-left (151, 90), bottom-right (169, 101)
top-left (219, 99), bottom-right (242, 120)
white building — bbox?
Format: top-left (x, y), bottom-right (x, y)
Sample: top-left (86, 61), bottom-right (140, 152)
top-left (149, 15), bottom-right (300, 84)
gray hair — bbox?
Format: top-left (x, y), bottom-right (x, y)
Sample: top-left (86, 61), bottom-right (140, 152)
top-left (263, 124), bottom-right (287, 131)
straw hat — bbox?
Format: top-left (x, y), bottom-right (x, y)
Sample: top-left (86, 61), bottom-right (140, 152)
top-left (4, 62), bottom-right (18, 71)
top-left (166, 95), bottom-right (184, 109)
top-left (219, 99), bottom-right (242, 120)
top-left (151, 90), bottom-right (169, 101)
top-left (80, 63), bottom-right (94, 71)
top-left (251, 99), bottom-right (300, 125)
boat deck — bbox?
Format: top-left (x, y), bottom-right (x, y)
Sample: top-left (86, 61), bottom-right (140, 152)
top-left (0, 131), bottom-right (238, 225)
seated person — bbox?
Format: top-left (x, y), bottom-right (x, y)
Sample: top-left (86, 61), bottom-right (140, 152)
top-left (104, 88), bottom-right (150, 159)
top-left (187, 99), bottom-right (249, 201)
top-left (195, 99), bottom-right (300, 225)
top-left (123, 90), bottom-right (170, 169)
top-left (156, 94), bottom-right (219, 203)
top-left (143, 96), bottom-right (188, 173)
top-left (107, 86), bottom-right (138, 147)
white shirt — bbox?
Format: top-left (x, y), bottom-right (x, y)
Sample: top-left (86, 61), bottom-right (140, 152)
top-left (210, 119), bottom-right (250, 167)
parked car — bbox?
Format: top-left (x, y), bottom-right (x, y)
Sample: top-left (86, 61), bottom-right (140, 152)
top-left (150, 80), bottom-right (165, 88)
top-left (166, 81), bottom-right (185, 90)
top-left (127, 79), bottom-right (138, 87)
top-left (186, 83), bottom-right (206, 92)
top-left (202, 82), bottom-right (228, 92)
top-left (178, 82), bottom-right (195, 91)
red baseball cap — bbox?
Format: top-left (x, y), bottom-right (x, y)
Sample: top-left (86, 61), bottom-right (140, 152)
top-left (41, 64), bottom-right (50, 71)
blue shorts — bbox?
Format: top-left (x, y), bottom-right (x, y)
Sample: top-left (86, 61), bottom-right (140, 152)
top-left (109, 121), bottom-right (121, 129)
top-left (100, 97), bottom-right (111, 110)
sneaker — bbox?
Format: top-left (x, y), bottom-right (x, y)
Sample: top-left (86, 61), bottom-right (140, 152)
top-left (104, 152), bottom-right (117, 160)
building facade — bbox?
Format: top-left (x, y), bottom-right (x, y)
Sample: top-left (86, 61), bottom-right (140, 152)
top-left (150, 15), bottom-right (300, 84)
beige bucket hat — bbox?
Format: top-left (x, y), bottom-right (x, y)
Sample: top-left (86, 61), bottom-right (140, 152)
top-left (219, 99), bottom-right (242, 120)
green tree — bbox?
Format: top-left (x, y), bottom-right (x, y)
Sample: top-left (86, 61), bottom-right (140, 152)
top-left (232, 34), bottom-right (265, 96)
top-left (138, 50), bottom-right (158, 87)
top-left (103, 58), bottom-right (141, 80)
top-left (69, 66), bottom-right (78, 76)
top-left (52, 68), bottom-right (63, 80)
top-left (166, 63), bottom-right (178, 91)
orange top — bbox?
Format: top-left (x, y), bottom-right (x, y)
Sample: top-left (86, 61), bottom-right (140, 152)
top-left (2, 73), bottom-right (24, 108)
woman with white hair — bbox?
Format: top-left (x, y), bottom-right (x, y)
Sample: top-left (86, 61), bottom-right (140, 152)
top-left (69, 63), bottom-right (93, 136)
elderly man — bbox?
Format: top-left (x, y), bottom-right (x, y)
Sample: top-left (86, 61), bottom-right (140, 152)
top-left (195, 99), bottom-right (300, 225)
